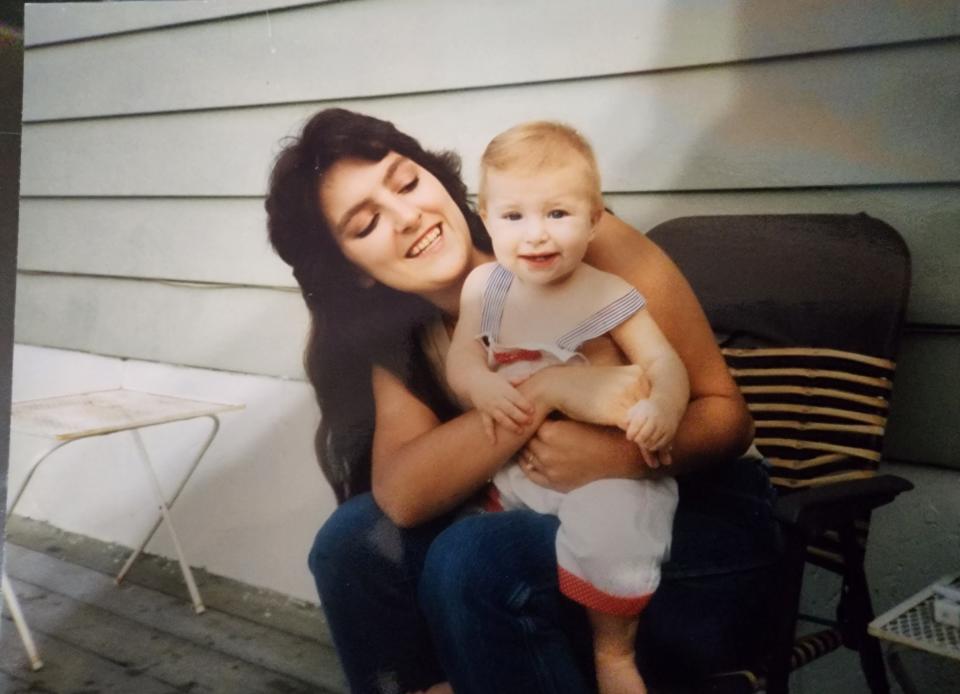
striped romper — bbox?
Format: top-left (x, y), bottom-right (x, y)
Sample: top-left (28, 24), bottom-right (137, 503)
top-left (480, 263), bottom-right (679, 616)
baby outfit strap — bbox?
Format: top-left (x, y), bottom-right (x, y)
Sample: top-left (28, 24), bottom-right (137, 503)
top-left (479, 264), bottom-right (514, 342)
top-left (556, 289), bottom-right (646, 352)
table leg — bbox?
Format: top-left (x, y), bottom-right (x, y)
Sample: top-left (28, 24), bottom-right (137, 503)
top-left (124, 422), bottom-right (217, 614)
top-left (7, 440), bottom-right (69, 516)
top-left (116, 416), bottom-right (219, 589)
top-left (1, 572), bottom-right (44, 670)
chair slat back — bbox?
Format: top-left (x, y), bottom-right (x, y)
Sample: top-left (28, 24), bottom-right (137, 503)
top-left (647, 214), bottom-right (910, 496)
top-left (722, 346), bottom-right (893, 490)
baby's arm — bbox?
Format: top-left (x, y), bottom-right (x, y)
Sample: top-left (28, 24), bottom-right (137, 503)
top-left (446, 264), bottom-right (533, 442)
top-left (610, 307), bottom-right (690, 454)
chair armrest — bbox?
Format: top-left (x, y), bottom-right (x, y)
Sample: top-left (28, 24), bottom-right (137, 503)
top-left (774, 474), bottom-right (913, 535)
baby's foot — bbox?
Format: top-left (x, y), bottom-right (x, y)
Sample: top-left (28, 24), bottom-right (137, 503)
top-left (595, 651), bottom-right (646, 694)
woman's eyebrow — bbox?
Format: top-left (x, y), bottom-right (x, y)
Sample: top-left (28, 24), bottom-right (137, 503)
top-left (335, 156), bottom-right (408, 233)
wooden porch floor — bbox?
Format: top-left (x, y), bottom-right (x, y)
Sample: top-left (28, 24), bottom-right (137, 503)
top-left (1, 516), bottom-right (346, 693)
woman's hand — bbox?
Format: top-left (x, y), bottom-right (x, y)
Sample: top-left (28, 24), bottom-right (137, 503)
top-left (532, 364), bottom-right (651, 427)
top-left (518, 419), bottom-right (666, 493)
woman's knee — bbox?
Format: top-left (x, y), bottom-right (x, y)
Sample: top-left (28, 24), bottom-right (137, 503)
top-left (308, 493), bottom-right (413, 595)
top-left (418, 511), bottom-right (560, 618)
top-left (309, 492), bottom-right (449, 601)
top-left (309, 493), bottom-right (379, 574)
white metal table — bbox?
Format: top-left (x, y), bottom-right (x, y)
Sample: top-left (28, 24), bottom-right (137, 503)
top-left (3, 388), bottom-right (244, 670)
top-left (868, 573), bottom-right (960, 694)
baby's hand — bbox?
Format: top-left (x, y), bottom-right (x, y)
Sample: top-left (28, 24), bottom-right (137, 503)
top-left (623, 398), bottom-right (679, 460)
top-left (470, 373), bottom-right (534, 443)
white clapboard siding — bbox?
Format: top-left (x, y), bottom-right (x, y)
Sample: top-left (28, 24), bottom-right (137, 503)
top-left (20, 40), bottom-right (960, 198)
top-left (13, 273), bottom-right (956, 466)
top-left (18, 187), bottom-right (960, 325)
top-left (18, 198), bottom-right (296, 288)
top-left (23, 0), bottom-right (960, 120)
top-left (24, 0), bottom-right (326, 46)
top-left (884, 334), bottom-right (960, 469)
top-left (13, 275), bottom-right (309, 380)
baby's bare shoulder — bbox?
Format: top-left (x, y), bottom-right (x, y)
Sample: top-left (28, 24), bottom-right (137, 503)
top-left (579, 263), bottom-right (637, 300)
top-left (463, 262), bottom-right (499, 293)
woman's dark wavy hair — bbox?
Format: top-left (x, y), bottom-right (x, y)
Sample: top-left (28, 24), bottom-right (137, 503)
top-left (265, 108), bottom-right (491, 503)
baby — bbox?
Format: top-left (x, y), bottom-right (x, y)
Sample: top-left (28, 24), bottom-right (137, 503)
top-left (446, 121), bottom-right (689, 694)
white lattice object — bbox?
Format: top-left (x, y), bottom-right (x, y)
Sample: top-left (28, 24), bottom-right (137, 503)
top-left (869, 574), bottom-right (960, 661)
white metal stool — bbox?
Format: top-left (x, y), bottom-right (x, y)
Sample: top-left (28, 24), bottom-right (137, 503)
top-left (3, 389), bottom-right (244, 670)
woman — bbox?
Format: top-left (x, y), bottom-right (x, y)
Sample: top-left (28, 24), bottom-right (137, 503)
top-left (266, 108), bottom-right (781, 693)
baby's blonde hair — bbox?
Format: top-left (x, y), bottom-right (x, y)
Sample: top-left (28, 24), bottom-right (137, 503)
top-left (478, 121), bottom-right (603, 219)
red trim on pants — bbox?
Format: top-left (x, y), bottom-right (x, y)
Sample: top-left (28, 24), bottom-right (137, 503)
top-left (558, 566), bottom-right (652, 616)
top-left (483, 486), bottom-right (504, 513)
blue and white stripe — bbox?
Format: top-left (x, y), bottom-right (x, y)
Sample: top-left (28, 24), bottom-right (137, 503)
top-left (556, 290), bottom-right (646, 352)
top-left (479, 264), bottom-right (514, 342)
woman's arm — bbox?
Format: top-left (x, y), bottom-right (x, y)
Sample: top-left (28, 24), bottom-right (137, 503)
top-left (371, 353), bottom-right (653, 527)
top-left (370, 365), bottom-right (546, 527)
top-left (589, 212), bottom-right (753, 466)
top-left (526, 212), bottom-right (753, 484)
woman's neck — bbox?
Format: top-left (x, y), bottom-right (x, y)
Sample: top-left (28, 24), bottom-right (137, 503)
top-left (427, 246), bottom-right (495, 319)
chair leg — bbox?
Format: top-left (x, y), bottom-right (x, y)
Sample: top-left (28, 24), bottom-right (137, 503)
top-left (765, 525), bottom-right (808, 694)
top-left (838, 524), bottom-right (890, 694)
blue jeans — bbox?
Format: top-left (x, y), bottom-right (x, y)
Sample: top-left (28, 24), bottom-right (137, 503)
top-left (309, 457), bottom-right (781, 694)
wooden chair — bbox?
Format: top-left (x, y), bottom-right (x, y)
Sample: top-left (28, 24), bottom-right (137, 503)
top-left (647, 214), bottom-right (914, 694)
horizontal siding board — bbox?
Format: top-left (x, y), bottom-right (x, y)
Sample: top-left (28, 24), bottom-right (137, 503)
top-left (884, 333), bottom-right (960, 470)
top-left (23, 0), bottom-right (960, 119)
top-left (18, 198), bottom-right (295, 287)
top-left (20, 41), bottom-right (960, 197)
top-left (24, 0), bottom-right (327, 46)
top-left (12, 274), bottom-right (955, 467)
top-left (13, 275), bottom-right (310, 380)
top-left (17, 186), bottom-right (960, 325)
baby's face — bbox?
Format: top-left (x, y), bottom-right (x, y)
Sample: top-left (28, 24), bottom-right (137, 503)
top-left (482, 165), bottom-right (598, 286)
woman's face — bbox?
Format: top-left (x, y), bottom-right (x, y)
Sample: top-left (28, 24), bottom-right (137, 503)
top-left (318, 152), bottom-right (478, 307)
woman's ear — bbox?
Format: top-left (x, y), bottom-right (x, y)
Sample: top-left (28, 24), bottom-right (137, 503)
top-left (357, 273), bottom-right (376, 289)
top-left (587, 208), bottom-right (603, 242)
top-left (591, 206), bottom-right (604, 227)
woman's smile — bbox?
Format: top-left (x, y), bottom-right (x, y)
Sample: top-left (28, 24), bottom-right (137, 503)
top-left (407, 224), bottom-right (444, 258)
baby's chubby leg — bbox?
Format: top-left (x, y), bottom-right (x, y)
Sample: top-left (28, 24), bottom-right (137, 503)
top-left (588, 611), bottom-right (647, 694)
top-left (554, 478), bottom-right (677, 694)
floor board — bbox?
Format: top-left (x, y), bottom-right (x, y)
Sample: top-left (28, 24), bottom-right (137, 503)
top-left (0, 668), bottom-right (55, 694)
top-left (1, 517), bottom-right (346, 693)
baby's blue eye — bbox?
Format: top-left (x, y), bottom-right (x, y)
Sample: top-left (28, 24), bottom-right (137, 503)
top-left (548, 209), bottom-right (568, 219)
top-left (503, 212), bottom-right (522, 221)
